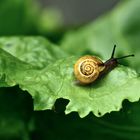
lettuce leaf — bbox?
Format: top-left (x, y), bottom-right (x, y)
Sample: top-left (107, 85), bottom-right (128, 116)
top-left (0, 37), bottom-right (140, 117)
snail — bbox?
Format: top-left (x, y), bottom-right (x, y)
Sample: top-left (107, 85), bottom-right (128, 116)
top-left (74, 45), bottom-right (134, 85)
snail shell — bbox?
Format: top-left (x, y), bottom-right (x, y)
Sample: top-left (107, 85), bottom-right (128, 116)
top-left (74, 55), bottom-right (105, 84)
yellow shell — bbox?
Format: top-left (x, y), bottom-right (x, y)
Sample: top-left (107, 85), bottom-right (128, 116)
top-left (74, 55), bottom-right (105, 84)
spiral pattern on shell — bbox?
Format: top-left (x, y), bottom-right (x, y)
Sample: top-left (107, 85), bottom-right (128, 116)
top-left (74, 55), bottom-right (104, 84)
top-left (80, 60), bottom-right (95, 76)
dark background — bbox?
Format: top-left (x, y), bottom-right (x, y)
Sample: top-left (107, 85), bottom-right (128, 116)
top-left (40, 0), bottom-right (119, 25)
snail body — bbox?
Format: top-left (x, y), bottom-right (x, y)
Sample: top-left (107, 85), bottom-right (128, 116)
top-left (74, 45), bottom-right (134, 85)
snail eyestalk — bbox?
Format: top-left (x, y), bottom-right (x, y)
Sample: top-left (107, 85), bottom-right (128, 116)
top-left (116, 54), bottom-right (135, 60)
top-left (110, 44), bottom-right (134, 60)
top-left (111, 44), bottom-right (116, 58)
top-left (102, 46), bottom-right (134, 76)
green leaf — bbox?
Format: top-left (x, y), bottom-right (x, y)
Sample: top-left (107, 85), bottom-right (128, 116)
top-left (0, 0), bottom-right (39, 35)
top-left (0, 37), bottom-right (66, 68)
top-left (0, 44), bottom-right (140, 117)
top-left (61, 0), bottom-right (140, 72)
top-left (37, 8), bottom-right (63, 33)
top-left (0, 0), bottom-right (64, 38)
